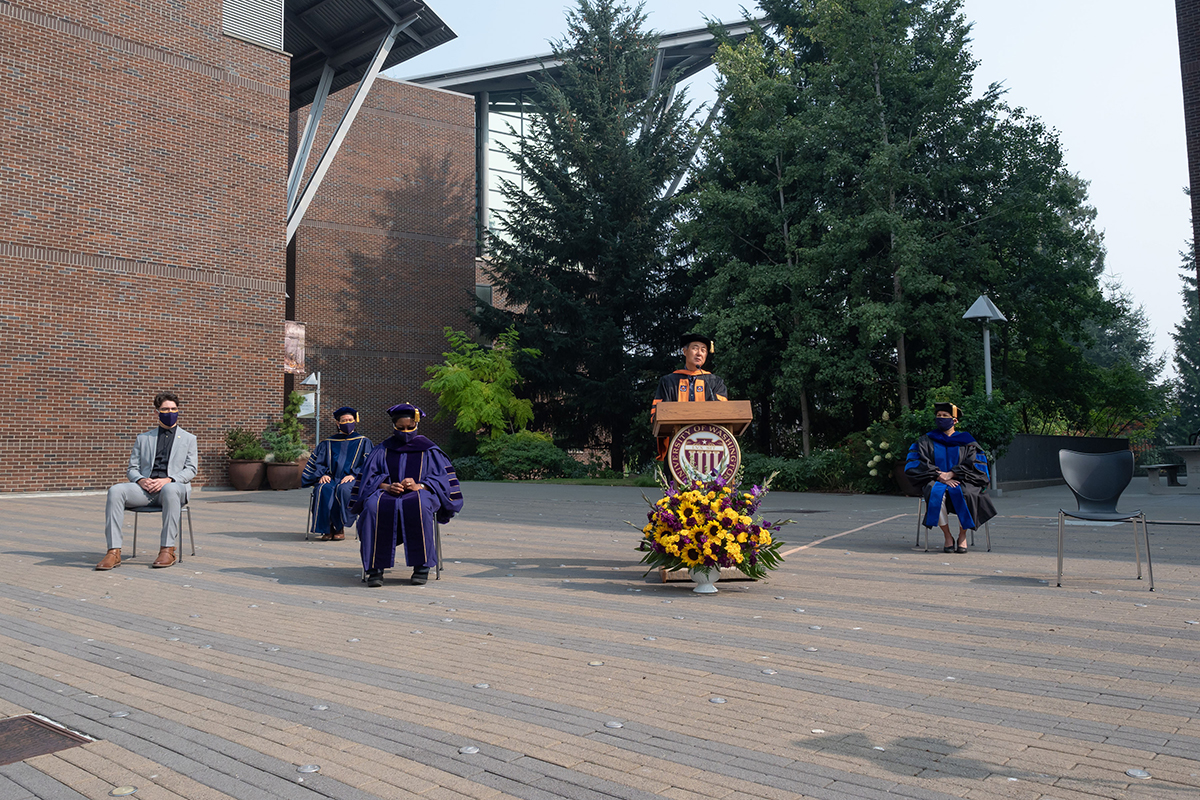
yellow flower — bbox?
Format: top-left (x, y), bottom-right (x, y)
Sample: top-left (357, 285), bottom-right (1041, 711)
top-left (737, 531), bottom-right (748, 543)
top-left (739, 515), bottom-right (752, 526)
top-left (680, 544), bottom-right (703, 566)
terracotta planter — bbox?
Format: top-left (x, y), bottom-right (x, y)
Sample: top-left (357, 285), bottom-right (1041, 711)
top-left (266, 462), bottom-right (303, 491)
top-left (892, 462), bottom-right (921, 497)
top-left (227, 460), bottom-right (265, 491)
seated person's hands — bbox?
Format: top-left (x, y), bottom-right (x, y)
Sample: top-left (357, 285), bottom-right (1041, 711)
top-left (318, 475), bottom-right (332, 484)
top-left (137, 477), bottom-right (171, 493)
top-left (937, 470), bottom-right (959, 488)
top-left (384, 481), bottom-right (404, 496)
top-left (340, 475), bottom-right (355, 484)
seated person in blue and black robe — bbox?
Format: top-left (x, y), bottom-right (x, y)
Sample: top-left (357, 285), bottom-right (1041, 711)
top-left (351, 403), bottom-right (463, 587)
top-left (904, 402), bottom-right (996, 554)
top-left (301, 406), bottom-right (372, 541)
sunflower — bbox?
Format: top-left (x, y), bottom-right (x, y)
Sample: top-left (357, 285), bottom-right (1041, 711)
top-left (679, 544), bottom-right (704, 566)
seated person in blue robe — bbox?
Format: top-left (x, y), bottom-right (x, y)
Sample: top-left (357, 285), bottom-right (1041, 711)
top-left (351, 403), bottom-right (463, 587)
top-left (904, 402), bottom-right (997, 553)
top-left (301, 406), bottom-right (372, 541)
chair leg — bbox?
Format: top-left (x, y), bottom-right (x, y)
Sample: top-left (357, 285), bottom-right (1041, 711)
top-left (1131, 514), bottom-right (1143, 581)
top-left (984, 521), bottom-right (991, 552)
top-left (1057, 512), bottom-right (1064, 587)
top-left (970, 528), bottom-right (975, 548)
top-left (186, 506), bottom-right (195, 556)
top-left (132, 512), bottom-right (138, 558)
top-left (1141, 514), bottom-right (1154, 591)
top-left (915, 498), bottom-right (923, 548)
top-left (435, 522), bottom-right (443, 580)
top-left (304, 500), bottom-right (312, 541)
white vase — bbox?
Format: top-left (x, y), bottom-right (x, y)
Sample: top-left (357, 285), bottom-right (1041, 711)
top-left (688, 567), bottom-right (720, 594)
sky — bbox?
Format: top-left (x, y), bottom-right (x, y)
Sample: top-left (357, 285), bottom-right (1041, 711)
top-left (391, 1), bottom-right (1191, 369)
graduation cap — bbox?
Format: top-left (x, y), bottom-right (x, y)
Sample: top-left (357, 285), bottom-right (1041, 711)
top-left (933, 402), bottom-right (959, 419)
top-left (387, 403), bottom-right (422, 424)
top-left (332, 406), bottom-right (358, 422)
top-left (680, 332), bottom-right (714, 352)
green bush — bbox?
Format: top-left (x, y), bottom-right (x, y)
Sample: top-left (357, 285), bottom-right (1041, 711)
top-left (263, 391), bottom-right (306, 463)
top-left (740, 450), bottom-right (849, 492)
top-left (453, 456), bottom-right (499, 481)
top-left (225, 427), bottom-right (266, 460)
top-left (477, 430), bottom-right (585, 480)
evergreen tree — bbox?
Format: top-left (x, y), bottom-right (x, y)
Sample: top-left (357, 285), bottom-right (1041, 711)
top-left (476, 0), bottom-right (696, 470)
top-left (1165, 245), bottom-right (1200, 444)
top-left (688, 0), bottom-right (1112, 447)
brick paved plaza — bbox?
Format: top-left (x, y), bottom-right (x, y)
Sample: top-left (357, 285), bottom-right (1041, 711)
top-left (1, 481), bottom-right (1198, 799)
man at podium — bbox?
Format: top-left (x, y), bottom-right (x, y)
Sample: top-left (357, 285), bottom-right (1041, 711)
top-left (652, 333), bottom-right (728, 460)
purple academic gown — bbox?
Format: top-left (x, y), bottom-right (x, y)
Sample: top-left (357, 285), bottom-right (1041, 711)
top-left (351, 433), bottom-right (463, 572)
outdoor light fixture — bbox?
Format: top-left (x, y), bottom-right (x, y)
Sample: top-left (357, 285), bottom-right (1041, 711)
top-left (300, 371), bottom-right (322, 442)
top-left (962, 295), bottom-right (1007, 398)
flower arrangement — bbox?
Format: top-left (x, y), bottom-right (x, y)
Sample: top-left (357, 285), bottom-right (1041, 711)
top-left (638, 469), bottom-right (787, 580)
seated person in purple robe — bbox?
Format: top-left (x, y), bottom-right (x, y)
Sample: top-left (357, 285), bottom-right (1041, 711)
top-left (904, 402), bottom-right (996, 554)
top-left (301, 406), bottom-right (372, 541)
top-left (351, 403), bottom-right (463, 587)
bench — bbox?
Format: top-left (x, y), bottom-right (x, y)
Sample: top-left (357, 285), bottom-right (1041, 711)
top-left (1144, 463), bottom-right (1183, 488)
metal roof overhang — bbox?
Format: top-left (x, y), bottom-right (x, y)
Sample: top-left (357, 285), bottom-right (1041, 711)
top-left (286, 0), bottom-right (456, 111)
top-left (403, 20), bottom-right (760, 95)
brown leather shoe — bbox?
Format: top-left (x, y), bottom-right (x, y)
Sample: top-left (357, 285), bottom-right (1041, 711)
top-left (151, 547), bottom-right (177, 568)
top-left (95, 549), bottom-right (121, 571)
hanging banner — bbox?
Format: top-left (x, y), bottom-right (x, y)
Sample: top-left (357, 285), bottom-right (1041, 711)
top-left (283, 321), bottom-right (306, 374)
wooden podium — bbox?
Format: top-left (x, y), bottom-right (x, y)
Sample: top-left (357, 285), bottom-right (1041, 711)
top-left (652, 400), bottom-right (753, 438)
top-left (652, 400), bottom-right (754, 584)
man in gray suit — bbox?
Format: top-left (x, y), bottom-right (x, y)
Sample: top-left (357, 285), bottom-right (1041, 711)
top-left (96, 391), bottom-right (199, 570)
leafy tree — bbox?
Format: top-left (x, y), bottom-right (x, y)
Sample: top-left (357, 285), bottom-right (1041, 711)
top-left (475, 0), bottom-right (697, 470)
top-left (423, 328), bottom-right (539, 437)
top-left (688, 0), bottom-right (1113, 447)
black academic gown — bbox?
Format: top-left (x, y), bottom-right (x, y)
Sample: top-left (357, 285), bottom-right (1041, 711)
top-left (651, 370), bottom-right (729, 460)
top-left (904, 430), bottom-right (997, 530)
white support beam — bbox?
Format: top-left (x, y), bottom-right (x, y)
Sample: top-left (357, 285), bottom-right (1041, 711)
top-left (286, 63), bottom-right (334, 217)
top-left (286, 15), bottom-right (419, 243)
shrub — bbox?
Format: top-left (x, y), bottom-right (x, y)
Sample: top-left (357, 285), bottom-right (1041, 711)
top-left (225, 427), bottom-right (266, 461)
top-left (477, 430), bottom-right (585, 480)
top-left (453, 456), bottom-right (499, 481)
top-left (740, 450), bottom-right (849, 492)
top-left (263, 391), bottom-right (306, 463)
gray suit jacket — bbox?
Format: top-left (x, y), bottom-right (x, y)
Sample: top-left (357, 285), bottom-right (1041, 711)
top-left (126, 426), bottom-right (199, 496)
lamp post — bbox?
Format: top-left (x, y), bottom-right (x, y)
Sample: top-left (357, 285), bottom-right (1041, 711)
top-left (300, 371), bottom-right (321, 443)
top-left (963, 296), bottom-right (1006, 493)
top-left (962, 295), bottom-right (1007, 398)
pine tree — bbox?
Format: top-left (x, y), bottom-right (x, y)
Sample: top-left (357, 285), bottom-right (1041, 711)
top-left (476, 0), bottom-right (696, 470)
top-left (1166, 245), bottom-right (1200, 443)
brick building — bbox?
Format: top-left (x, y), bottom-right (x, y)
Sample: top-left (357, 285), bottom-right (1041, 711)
top-left (0, 0), bottom-right (467, 491)
top-left (0, 0), bottom-right (291, 492)
top-left (290, 78), bottom-right (476, 447)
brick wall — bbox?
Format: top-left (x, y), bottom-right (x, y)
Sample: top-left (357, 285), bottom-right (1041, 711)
top-left (1179, 1), bottom-right (1200, 237)
top-left (292, 78), bottom-right (476, 447)
top-left (0, 0), bottom-right (290, 491)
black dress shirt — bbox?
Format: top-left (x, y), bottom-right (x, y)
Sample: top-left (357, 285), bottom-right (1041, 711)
top-left (150, 426), bottom-right (176, 479)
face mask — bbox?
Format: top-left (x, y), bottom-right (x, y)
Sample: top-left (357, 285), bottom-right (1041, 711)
top-left (394, 429), bottom-right (412, 444)
top-left (338, 422), bottom-right (356, 435)
top-left (159, 411), bottom-right (179, 427)
top-left (935, 417), bottom-right (955, 431)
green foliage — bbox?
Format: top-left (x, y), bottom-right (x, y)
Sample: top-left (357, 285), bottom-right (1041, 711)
top-left (225, 427), bottom-right (266, 461)
top-left (423, 327), bottom-right (538, 437)
top-left (919, 385), bottom-right (1021, 460)
top-left (263, 391), bottom-right (305, 463)
top-left (477, 431), bottom-right (586, 480)
top-left (474, 0), bottom-right (699, 471)
top-left (687, 0), bottom-right (1115, 451)
top-left (452, 456), bottom-right (500, 482)
top-left (1162, 246), bottom-right (1200, 446)
top-left (739, 450), bottom-right (849, 493)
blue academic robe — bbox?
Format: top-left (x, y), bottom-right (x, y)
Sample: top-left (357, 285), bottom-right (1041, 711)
top-left (351, 433), bottom-right (463, 572)
top-left (905, 430), bottom-right (997, 530)
top-left (301, 434), bottom-right (373, 534)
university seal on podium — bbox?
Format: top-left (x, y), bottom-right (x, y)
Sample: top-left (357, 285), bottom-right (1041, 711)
top-left (666, 423), bottom-right (741, 485)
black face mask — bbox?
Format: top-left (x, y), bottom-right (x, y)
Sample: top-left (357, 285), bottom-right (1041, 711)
top-left (338, 422), bottom-right (356, 435)
top-left (394, 428), bottom-right (415, 444)
top-left (159, 411), bottom-right (179, 427)
top-left (935, 417), bottom-right (956, 431)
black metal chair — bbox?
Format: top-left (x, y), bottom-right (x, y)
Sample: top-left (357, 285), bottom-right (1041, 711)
top-left (1057, 449), bottom-right (1152, 590)
top-left (915, 496), bottom-right (989, 551)
top-left (360, 522), bottom-right (442, 582)
top-left (130, 501), bottom-right (196, 562)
